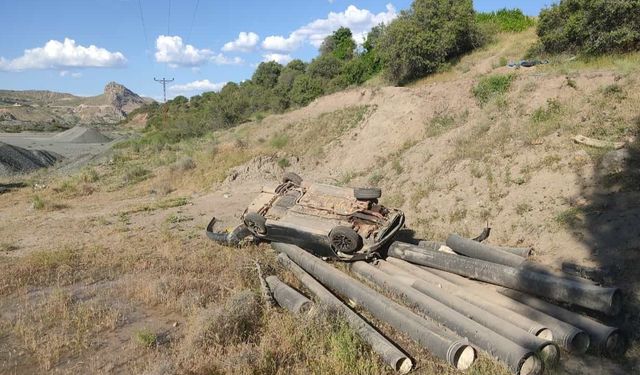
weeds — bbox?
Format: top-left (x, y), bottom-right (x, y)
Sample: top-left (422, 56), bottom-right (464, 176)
top-left (426, 114), bottom-right (456, 137)
top-left (277, 158), bottom-right (291, 169)
top-left (123, 165), bottom-right (152, 185)
top-left (555, 207), bottom-right (583, 228)
top-left (472, 74), bottom-right (515, 106)
top-left (515, 203), bottom-right (532, 215)
top-left (135, 328), bottom-right (158, 348)
top-left (270, 134), bottom-right (289, 149)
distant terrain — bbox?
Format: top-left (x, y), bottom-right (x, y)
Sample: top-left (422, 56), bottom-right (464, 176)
top-left (0, 82), bottom-right (151, 132)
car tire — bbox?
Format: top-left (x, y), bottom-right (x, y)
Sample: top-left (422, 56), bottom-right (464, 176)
top-left (244, 212), bottom-right (267, 235)
top-left (354, 187), bottom-right (382, 200)
top-left (282, 172), bottom-right (303, 186)
top-left (329, 226), bottom-right (361, 254)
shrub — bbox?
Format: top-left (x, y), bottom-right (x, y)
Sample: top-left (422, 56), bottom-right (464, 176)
top-left (472, 74), bottom-right (515, 105)
top-left (476, 8), bottom-right (535, 32)
top-left (537, 0), bottom-right (640, 55)
top-left (378, 0), bottom-right (481, 84)
top-left (290, 75), bottom-right (324, 106)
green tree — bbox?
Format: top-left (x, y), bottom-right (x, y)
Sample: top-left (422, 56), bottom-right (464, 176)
top-left (537, 0), bottom-right (640, 55)
top-left (290, 75), bottom-right (324, 106)
top-left (378, 0), bottom-right (479, 84)
top-left (320, 27), bottom-right (357, 60)
top-left (308, 54), bottom-right (343, 80)
top-left (252, 61), bottom-right (283, 89)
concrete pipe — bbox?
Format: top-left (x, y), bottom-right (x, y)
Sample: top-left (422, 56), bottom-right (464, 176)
top-left (265, 275), bottom-right (312, 314)
top-left (500, 290), bottom-right (624, 357)
top-left (272, 243), bottom-right (476, 371)
top-left (446, 233), bottom-right (526, 267)
top-left (388, 242), bottom-right (622, 316)
top-left (351, 261), bottom-right (542, 375)
top-left (427, 268), bottom-right (591, 354)
top-left (377, 260), bottom-right (559, 366)
top-left (494, 245), bottom-right (532, 258)
top-left (277, 254), bottom-right (413, 374)
top-left (385, 258), bottom-right (553, 341)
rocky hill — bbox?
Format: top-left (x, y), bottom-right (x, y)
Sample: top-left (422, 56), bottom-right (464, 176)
top-left (0, 82), bottom-right (151, 131)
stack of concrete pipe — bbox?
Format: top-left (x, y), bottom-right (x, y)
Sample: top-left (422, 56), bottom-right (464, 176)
top-left (266, 236), bottom-right (624, 374)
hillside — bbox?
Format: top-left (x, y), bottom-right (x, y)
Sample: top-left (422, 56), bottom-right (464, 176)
top-left (0, 82), bottom-right (151, 131)
top-left (1, 30), bottom-right (639, 374)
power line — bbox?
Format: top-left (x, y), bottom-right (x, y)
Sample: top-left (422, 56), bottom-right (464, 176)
top-left (154, 77), bottom-right (174, 103)
top-left (136, 0), bottom-right (149, 50)
top-left (186, 0), bottom-right (200, 46)
top-left (167, 0), bottom-right (172, 35)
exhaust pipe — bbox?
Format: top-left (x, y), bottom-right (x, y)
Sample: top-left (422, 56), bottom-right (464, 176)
top-left (272, 243), bottom-right (476, 371)
top-left (388, 241), bottom-right (621, 316)
top-left (265, 276), bottom-right (312, 314)
top-left (351, 261), bottom-right (542, 375)
top-left (378, 259), bottom-right (559, 366)
top-left (277, 253), bottom-right (413, 374)
top-left (427, 268), bottom-right (591, 353)
top-left (500, 290), bottom-right (624, 357)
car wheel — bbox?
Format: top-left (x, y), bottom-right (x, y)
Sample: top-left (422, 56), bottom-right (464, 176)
top-left (329, 226), bottom-right (361, 254)
top-left (282, 172), bottom-right (303, 186)
top-left (354, 187), bottom-right (382, 200)
top-left (244, 212), bottom-right (267, 235)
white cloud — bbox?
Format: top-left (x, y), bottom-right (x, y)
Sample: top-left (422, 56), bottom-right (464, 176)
top-left (169, 79), bottom-right (227, 95)
top-left (155, 35), bottom-right (213, 67)
top-left (261, 35), bottom-right (304, 53)
top-left (222, 32), bottom-right (260, 53)
top-left (155, 35), bottom-right (243, 67)
top-left (263, 53), bottom-right (292, 65)
top-left (0, 38), bottom-right (126, 71)
top-left (59, 70), bottom-right (82, 78)
top-left (211, 53), bottom-right (244, 65)
top-left (261, 4), bottom-right (397, 52)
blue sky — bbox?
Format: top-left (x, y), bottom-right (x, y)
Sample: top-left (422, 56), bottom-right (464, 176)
top-left (0, 0), bottom-right (554, 100)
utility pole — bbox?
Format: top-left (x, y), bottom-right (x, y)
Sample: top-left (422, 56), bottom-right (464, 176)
top-left (154, 77), bottom-right (174, 103)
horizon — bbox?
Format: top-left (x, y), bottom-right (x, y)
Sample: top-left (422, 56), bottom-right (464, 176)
top-left (0, 1), bottom-right (554, 100)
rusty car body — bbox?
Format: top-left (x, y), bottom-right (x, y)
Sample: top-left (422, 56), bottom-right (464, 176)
top-left (206, 173), bottom-right (405, 260)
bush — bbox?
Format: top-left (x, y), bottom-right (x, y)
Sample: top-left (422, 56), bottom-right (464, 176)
top-left (537, 0), bottom-right (640, 55)
top-left (378, 0), bottom-right (480, 84)
top-left (290, 75), bottom-right (324, 106)
top-left (472, 74), bottom-right (515, 105)
top-left (476, 8), bottom-right (535, 32)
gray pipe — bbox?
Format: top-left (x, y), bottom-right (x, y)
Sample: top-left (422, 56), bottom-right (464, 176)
top-left (446, 233), bottom-right (526, 267)
top-left (276, 254), bottom-right (413, 374)
top-left (388, 241), bottom-right (621, 316)
top-left (265, 276), bottom-right (312, 314)
top-left (351, 261), bottom-right (542, 375)
top-left (272, 243), bottom-right (476, 371)
top-left (374, 260), bottom-right (559, 367)
top-left (494, 245), bottom-right (532, 258)
top-left (427, 268), bottom-right (591, 353)
top-left (500, 290), bottom-right (624, 357)
top-left (384, 258), bottom-right (554, 340)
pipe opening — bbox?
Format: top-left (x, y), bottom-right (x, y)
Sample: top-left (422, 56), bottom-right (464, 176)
top-left (540, 343), bottom-right (560, 367)
top-left (570, 331), bottom-right (590, 354)
top-left (535, 328), bottom-right (553, 341)
top-left (453, 345), bottom-right (476, 370)
top-left (605, 331), bottom-right (625, 357)
top-left (396, 358), bottom-right (413, 374)
top-left (518, 354), bottom-right (543, 375)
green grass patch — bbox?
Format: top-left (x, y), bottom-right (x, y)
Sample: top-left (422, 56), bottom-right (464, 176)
top-left (476, 8), bottom-right (535, 32)
top-left (472, 74), bottom-right (515, 106)
top-left (135, 328), bottom-right (158, 348)
top-left (270, 134), bottom-right (289, 149)
top-left (425, 114), bottom-right (456, 137)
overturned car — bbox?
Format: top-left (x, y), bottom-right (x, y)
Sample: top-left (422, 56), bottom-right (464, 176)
top-left (206, 173), bottom-right (405, 260)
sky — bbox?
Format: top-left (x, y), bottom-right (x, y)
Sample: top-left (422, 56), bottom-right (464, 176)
top-left (0, 0), bottom-right (555, 100)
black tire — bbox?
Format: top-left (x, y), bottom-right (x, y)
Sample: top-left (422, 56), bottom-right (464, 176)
top-left (329, 226), bottom-right (361, 254)
top-left (282, 172), bottom-right (303, 186)
top-left (354, 187), bottom-right (382, 200)
top-left (244, 212), bottom-right (267, 235)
